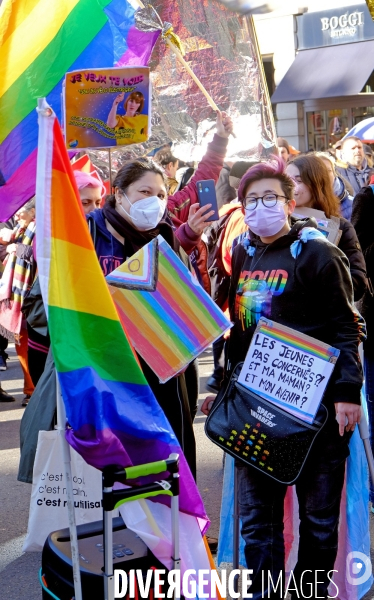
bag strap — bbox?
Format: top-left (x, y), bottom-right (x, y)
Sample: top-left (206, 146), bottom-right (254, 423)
top-left (87, 215), bottom-right (97, 247)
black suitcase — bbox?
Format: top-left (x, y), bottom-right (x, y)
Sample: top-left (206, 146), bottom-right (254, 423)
top-left (41, 516), bottom-right (162, 600)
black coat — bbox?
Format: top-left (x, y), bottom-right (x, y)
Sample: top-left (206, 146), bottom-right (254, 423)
top-left (337, 217), bottom-right (367, 301)
top-left (351, 186), bottom-right (374, 354)
top-left (228, 219), bottom-right (365, 410)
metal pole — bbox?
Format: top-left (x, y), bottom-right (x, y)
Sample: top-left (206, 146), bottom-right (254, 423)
top-left (170, 454), bottom-right (180, 600)
top-left (103, 495), bottom-right (114, 600)
top-left (56, 374), bottom-right (83, 600)
top-left (233, 464), bottom-right (240, 594)
top-left (171, 493), bottom-right (180, 595)
top-left (108, 148), bottom-right (113, 191)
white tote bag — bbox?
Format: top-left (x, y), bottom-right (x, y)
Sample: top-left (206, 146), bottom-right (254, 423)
top-left (23, 429), bottom-right (103, 552)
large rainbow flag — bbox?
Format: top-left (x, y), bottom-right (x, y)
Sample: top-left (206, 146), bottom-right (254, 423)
top-left (0, 0), bottom-right (158, 221)
top-left (36, 100), bottom-right (224, 594)
top-left (35, 97), bottom-right (203, 516)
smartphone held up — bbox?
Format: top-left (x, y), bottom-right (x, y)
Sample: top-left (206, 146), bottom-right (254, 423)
top-left (197, 180), bottom-right (219, 222)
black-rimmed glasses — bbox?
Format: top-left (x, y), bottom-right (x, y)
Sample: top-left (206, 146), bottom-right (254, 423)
top-left (244, 194), bottom-right (288, 210)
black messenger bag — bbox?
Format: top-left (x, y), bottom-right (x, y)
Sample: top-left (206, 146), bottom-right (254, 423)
top-left (205, 363), bottom-right (328, 485)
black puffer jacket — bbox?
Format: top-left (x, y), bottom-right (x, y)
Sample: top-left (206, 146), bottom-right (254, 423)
top-left (351, 186), bottom-right (374, 355)
top-left (337, 217), bottom-right (367, 301)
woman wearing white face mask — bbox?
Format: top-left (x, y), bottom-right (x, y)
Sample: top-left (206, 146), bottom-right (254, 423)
top-left (87, 156), bottom-right (224, 478)
top-left (87, 112), bottom-right (233, 478)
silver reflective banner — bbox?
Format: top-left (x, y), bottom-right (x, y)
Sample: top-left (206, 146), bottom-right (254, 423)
top-left (89, 0), bottom-right (277, 174)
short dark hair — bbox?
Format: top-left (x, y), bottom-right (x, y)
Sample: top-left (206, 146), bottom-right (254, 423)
top-left (230, 161), bottom-right (257, 179)
top-left (341, 136), bottom-right (363, 149)
top-left (153, 147), bottom-right (179, 167)
top-left (106, 158), bottom-right (166, 207)
top-left (238, 156), bottom-right (294, 203)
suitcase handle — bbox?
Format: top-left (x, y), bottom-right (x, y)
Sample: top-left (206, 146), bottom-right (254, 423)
top-left (124, 459), bottom-right (170, 480)
top-left (102, 454), bottom-right (180, 511)
top-left (103, 453), bottom-right (179, 487)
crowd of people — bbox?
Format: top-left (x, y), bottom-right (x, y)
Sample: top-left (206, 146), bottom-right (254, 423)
top-left (2, 115), bottom-right (374, 597)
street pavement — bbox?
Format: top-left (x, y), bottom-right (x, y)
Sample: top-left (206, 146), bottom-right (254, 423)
top-left (1, 343), bottom-right (373, 599)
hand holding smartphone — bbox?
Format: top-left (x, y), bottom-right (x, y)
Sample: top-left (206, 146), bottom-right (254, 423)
top-left (197, 179), bottom-right (219, 222)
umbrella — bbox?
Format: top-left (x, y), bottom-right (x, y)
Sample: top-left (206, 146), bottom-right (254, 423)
top-left (342, 117), bottom-right (374, 143)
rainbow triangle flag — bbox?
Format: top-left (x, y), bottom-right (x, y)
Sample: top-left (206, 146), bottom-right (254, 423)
top-left (35, 99), bottom-right (206, 528)
top-left (0, 0), bottom-right (159, 221)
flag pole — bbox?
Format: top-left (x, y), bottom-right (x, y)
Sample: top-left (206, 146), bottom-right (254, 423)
top-left (133, 0), bottom-right (219, 111)
top-left (56, 373), bottom-right (83, 600)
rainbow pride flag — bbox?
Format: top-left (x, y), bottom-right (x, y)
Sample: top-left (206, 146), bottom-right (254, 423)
top-left (0, 0), bottom-right (158, 221)
top-left (109, 236), bottom-right (232, 382)
top-left (35, 99), bottom-right (205, 524)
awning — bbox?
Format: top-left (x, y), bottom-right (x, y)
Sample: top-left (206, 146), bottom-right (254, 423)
top-left (271, 40), bottom-right (374, 103)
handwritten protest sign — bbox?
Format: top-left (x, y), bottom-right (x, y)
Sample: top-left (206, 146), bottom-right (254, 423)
top-left (238, 318), bottom-right (339, 423)
top-left (64, 67), bottom-right (150, 150)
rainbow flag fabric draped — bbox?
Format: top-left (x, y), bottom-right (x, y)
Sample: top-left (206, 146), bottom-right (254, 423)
top-left (0, 0), bottom-right (158, 221)
top-left (35, 99), bottom-right (205, 524)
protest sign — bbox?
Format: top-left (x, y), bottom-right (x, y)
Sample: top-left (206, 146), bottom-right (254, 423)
top-left (64, 67), bottom-right (151, 149)
top-left (108, 236), bottom-right (232, 383)
top-left (238, 318), bottom-right (339, 423)
top-left (293, 207), bottom-right (342, 245)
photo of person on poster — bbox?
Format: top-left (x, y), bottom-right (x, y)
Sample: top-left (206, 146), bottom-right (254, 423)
top-left (107, 91), bottom-right (148, 145)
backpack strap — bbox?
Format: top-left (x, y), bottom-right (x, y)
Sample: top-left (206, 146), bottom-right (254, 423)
top-left (86, 214), bottom-right (97, 247)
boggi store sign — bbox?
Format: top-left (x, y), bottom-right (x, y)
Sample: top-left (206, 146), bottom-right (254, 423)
top-left (297, 4), bottom-right (374, 49)
top-left (320, 11), bottom-right (364, 38)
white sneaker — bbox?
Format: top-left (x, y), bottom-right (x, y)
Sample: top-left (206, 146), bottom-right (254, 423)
top-left (0, 356), bottom-right (6, 371)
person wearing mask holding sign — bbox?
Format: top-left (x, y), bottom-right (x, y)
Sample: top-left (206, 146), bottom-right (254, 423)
top-left (201, 157), bottom-right (364, 599)
top-left (89, 111), bottom-right (233, 478)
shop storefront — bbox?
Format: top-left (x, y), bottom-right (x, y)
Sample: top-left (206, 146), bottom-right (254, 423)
top-left (271, 3), bottom-right (374, 151)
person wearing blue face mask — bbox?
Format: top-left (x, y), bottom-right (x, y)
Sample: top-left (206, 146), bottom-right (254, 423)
top-left (86, 111), bottom-right (233, 479)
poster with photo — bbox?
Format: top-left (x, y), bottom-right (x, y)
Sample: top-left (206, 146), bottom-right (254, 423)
top-left (64, 67), bottom-right (151, 150)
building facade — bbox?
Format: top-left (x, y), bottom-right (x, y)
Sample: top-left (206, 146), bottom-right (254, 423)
top-left (254, 1), bottom-right (374, 151)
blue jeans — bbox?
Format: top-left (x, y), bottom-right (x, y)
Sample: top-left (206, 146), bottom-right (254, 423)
top-left (364, 352), bottom-right (374, 503)
top-left (237, 443), bottom-right (346, 599)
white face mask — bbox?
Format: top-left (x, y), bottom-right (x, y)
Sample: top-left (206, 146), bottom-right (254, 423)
top-left (117, 191), bottom-right (166, 231)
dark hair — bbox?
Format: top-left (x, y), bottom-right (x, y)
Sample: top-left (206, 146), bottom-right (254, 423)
top-left (288, 154), bottom-right (340, 218)
top-left (124, 91), bottom-right (144, 114)
top-left (153, 147), bottom-right (179, 167)
top-left (340, 136), bottom-right (363, 149)
top-left (230, 161), bottom-right (257, 179)
top-left (238, 156), bottom-right (294, 203)
top-left (106, 158), bottom-right (166, 207)
top-left (277, 137), bottom-right (290, 153)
